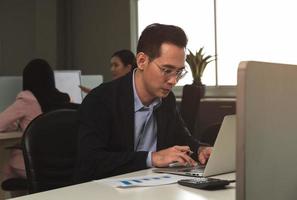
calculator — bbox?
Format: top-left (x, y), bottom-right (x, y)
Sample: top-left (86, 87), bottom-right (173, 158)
top-left (177, 177), bottom-right (231, 190)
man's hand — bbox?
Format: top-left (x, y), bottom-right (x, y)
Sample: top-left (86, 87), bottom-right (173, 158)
top-left (198, 146), bottom-right (212, 165)
top-left (151, 145), bottom-right (197, 167)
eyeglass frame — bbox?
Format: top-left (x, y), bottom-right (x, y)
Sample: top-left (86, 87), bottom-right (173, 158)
top-left (152, 61), bottom-right (188, 81)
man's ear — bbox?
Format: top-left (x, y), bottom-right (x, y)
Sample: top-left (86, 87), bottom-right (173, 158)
top-left (136, 52), bottom-right (149, 71)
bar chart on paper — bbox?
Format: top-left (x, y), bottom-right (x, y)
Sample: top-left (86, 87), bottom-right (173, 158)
top-left (97, 174), bottom-right (183, 188)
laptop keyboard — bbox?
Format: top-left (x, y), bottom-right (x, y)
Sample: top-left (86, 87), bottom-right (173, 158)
top-left (152, 164), bottom-right (206, 177)
top-left (177, 165), bottom-right (205, 177)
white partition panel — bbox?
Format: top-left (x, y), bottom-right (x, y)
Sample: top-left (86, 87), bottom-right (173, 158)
top-left (80, 75), bottom-right (103, 98)
top-left (0, 76), bottom-right (22, 112)
top-left (237, 61), bottom-right (297, 200)
top-left (54, 70), bottom-right (82, 104)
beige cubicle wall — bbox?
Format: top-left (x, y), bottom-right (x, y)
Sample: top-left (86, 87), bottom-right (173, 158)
top-left (237, 61), bottom-right (297, 200)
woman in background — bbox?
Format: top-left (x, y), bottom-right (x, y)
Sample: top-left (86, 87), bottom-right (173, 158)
top-left (110, 49), bottom-right (136, 79)
top-left (0, 58), bottom-right (71, 179)
top-left (79, 49), bottom-right (136, 93)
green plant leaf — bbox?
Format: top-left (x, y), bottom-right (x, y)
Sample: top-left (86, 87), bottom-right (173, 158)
top-left (186, 47), bottom-right (215, 85)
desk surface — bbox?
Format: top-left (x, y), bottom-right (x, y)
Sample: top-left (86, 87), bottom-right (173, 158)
top-left (0, 131), bottom-right (22, 140)
top-left (11, 169), bottom-right (235, 200)
top-left (0, 131), bottom-right (22, 199)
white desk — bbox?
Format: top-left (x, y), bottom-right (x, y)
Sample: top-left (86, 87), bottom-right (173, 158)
top-left (10, 169), bottom-right (235, 200)
top-left (0, 131), bottom-right (22, 199)
top-left (0, 131), bottom-right (22, 170)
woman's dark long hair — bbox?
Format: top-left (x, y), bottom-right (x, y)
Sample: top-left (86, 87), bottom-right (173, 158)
top-left (22, 58), bottom-right (70, 112)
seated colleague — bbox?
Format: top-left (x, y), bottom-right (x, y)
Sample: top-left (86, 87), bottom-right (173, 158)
top-left (79, 49), bottom-right (136, 93)
top-left (0, 58), bottom-right (71, 179)
top-left (110, 49), bottom-right (136, 80)
top-left (75, 23), bottom-right (212, 182)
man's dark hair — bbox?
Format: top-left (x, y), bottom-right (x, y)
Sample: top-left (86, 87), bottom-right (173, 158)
top-left (137, 23), bottom-right (188, 60)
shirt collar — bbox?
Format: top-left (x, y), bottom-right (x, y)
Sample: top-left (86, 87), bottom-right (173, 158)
top-left (132, 69), bottom-right (162, 112)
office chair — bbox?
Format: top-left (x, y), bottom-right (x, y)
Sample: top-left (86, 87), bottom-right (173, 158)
top-left (180, 85), bottom-right (202, 137)
top-left (22, 109), bottom-right (79, 193)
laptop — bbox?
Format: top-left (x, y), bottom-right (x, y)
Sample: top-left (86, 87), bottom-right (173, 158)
top-left (153, 115), bottom-right (236, 177)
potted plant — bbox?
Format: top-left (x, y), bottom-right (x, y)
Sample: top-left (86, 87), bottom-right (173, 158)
top-left (186, 47), bottom-right (215, 88)
top-left (180, 47), bottom-right (215, 136)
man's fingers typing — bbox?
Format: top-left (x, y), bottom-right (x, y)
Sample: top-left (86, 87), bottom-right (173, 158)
top-left (152, 146), bottom-right (197, 167)
top-left (198, 147), bottom-right (212, 165)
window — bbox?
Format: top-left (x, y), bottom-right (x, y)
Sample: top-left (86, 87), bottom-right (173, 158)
top-left (137, 0), bottom-right (297, 86)
top-left (216, 0), bottom-right (297, 85)
top-left (137, 0), bottom-right (215, 86)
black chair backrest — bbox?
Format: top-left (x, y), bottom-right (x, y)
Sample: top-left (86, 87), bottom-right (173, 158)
top-left (180, 85), bottom-right (202, 136)
top-left (22, 109), bottom-right (79, 193)
top-left (200, 123), bottom-right (222, 146)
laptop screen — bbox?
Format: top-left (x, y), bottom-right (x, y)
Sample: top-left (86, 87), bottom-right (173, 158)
top-left (153, 115), bottom-right (236, 177)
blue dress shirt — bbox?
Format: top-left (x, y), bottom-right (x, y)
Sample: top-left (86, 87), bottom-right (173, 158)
top-left (132, 70), bottom-right (161, 167)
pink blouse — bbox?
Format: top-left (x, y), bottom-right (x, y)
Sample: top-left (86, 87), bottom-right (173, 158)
top-left (0, 90), bottom-right (42, 179)
top-left (0, 90), bottom-right (42, 132)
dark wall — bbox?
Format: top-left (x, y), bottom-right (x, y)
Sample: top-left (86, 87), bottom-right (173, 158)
top-left (67, 0), bottom-right (132, 81)
top-left (0, 0), bottom-right (58, 75)
top-left (0, 0), bottom-right (132, 82)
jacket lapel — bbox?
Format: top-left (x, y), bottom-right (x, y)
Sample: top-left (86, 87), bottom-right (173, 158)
top-left (117, 72), bottom-right (135, 151)
top-left (155, 104), bottom-right (169, 150)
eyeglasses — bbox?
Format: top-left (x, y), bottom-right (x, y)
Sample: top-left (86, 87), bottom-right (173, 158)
top-left (153, 61), bottom-right (188, 81)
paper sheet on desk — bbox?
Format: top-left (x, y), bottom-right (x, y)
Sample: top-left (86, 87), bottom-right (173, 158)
top-left (97, 174), bottom-right (183, 188)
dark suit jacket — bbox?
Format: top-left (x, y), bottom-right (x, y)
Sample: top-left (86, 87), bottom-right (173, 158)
top-left (74, 72), bottom-right (200, 183)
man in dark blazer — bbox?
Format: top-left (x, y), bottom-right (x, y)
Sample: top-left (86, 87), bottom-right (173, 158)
top-left (75, 23), bottom-right (212, 183)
